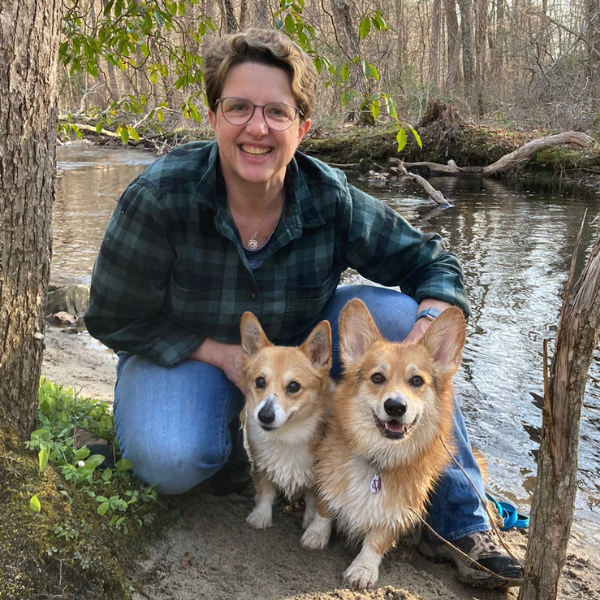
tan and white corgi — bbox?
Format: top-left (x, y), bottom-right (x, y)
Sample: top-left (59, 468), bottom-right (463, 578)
top-left (301, 299), bottom-right (466, 589)
top-left (240, 312), bottom-right (332, 531)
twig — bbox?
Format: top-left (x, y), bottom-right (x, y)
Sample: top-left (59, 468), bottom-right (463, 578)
top-left (393, 162), bottom-right (450, 206)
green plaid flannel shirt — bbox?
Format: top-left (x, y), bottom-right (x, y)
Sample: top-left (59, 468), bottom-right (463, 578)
top-left (85, 141), bottom-right (470, 367)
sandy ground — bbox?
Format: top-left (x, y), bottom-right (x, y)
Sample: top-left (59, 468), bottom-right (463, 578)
top-left (41, 325), bottom-right (600, 600)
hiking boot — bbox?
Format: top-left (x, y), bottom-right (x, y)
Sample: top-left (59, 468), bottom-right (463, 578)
top-left (418, 528), bottom-right (524, 588)
top-left (206, 444), bottom-right (252, 496)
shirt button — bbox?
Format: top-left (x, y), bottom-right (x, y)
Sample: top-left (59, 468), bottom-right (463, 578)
top-left (250, 292), bottom-right (257, 300)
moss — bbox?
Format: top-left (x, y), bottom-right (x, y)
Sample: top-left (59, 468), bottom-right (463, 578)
top-left (0, 384), bottom-right (169, 600)
top-left (299, 124), bottom-right (600, 186)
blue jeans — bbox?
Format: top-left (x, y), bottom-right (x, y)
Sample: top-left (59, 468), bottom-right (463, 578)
top-left (113, 285), bottom-right (489, 540)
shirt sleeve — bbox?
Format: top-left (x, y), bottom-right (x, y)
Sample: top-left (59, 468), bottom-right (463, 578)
top-left (84, 180), bottom-right (205, 366)
top-left (341, 184), bottom-right (471, 316)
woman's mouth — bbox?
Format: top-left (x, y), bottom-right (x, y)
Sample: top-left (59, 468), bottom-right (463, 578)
top-left (240, 145), bottom-right (272, 156)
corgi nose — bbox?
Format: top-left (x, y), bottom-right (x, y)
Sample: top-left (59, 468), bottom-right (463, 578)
top-left (384, 398), bottom-right (407, 418)
top-left (258, 403), bottom-right (276, 424)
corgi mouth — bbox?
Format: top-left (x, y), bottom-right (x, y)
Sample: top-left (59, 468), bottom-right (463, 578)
top-left (374, 414), bottom-right (416, 440)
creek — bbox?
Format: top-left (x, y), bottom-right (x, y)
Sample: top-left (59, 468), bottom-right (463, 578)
top-left (54, 142), bottom-right (600, 545)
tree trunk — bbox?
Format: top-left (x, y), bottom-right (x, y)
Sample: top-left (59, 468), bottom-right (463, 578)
top-left (585, 0), bottom-right (600, 100)
top-left (429, 0), bottom-right (442, 87)
top-left (0, 0), bottom-right (63, 439)
top-left (519, 225), bottom-right (600, 600)
top-left (444, 0), bottom-right (462, 91)
top-left (220, 0), bottom-right (238, 33)
top-left (330, 0), bottom-right (374, 125)
top-left (456, 0), bottom-right (475, 103)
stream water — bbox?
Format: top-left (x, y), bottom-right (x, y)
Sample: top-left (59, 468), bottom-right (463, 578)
top-left (54, 142), bottom-right (600, 544)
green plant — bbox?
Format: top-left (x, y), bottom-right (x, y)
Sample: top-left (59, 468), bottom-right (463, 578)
top-left (28, 378), bottom-right (158, 527)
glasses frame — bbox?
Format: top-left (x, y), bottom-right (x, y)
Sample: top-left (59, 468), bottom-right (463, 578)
top-left (215, 97), bottom-right (304, 131)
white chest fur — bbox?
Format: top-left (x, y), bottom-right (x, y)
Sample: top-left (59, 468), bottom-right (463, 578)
top-left (248, 420), bottom-right (316, 499)
top-left (323, 457), bottom-right (414, 540)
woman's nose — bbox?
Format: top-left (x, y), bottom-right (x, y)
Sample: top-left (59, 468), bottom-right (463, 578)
top-left (245, 106), bottom-right (269, 135)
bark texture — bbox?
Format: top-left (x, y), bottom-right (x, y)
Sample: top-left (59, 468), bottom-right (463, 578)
top-left (0, 0), bottom-right (63, 438)
top-left (519, 225), bottom-right (600, 600)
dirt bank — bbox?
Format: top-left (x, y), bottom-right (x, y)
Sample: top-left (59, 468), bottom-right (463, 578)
top-left (40, 325), bottom-right (600, 600)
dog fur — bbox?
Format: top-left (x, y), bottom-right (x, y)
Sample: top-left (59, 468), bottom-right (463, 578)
top-left (240, 312), bottom-right (332, 530)
top-left (301, 299), bottom-right (466, 589)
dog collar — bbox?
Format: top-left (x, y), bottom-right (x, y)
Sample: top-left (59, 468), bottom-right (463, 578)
top-left (416, 307), bottom-right (442, 321)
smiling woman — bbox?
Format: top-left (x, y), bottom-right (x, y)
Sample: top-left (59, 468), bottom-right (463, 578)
top-left (83, 27), bottom-right (522, 590)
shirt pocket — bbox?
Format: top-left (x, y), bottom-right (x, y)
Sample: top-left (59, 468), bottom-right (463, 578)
top-left (282, 272), bottom-right (338, 338)
top-left (167, 278), bottom-right (223, 329)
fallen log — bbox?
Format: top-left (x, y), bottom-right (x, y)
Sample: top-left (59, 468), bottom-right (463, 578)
top-left (390, 131), bottom-right (594, 175)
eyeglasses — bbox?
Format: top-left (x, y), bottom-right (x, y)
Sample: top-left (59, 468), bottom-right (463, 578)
top-left (215, 97), bottom-right (303, 131)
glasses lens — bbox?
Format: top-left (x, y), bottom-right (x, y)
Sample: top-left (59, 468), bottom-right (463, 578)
top-left (218, 98), bottom-right (300, 130)
top-left (264, 103), bottom-right (298, 130)
top-left (220, 98), bottom-right (254, 124)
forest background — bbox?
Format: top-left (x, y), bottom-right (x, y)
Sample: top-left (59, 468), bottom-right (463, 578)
top-left (58, 0), bottom-right (600, 144)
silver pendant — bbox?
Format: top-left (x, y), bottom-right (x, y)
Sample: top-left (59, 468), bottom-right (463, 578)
top-left (247, 236), bottom-right (258, 251)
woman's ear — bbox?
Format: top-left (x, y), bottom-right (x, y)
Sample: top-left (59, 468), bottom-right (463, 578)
top-left (296, 118), bottom-right (311, 144)
top-left (208, 109), bottom-right (217, 131)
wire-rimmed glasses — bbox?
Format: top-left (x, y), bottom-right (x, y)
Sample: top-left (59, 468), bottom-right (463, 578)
top-left (215, 97), bottom-right (303, 131)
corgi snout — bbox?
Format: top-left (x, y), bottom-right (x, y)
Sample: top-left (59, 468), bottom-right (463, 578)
top-left (373, 393), bottom-right (418, 440)
top-left (383, 396), bottom-right (407, 418)
top-left (254, 395), bottom-right (287, 431)
top-left (257, 397), bottom-right (277, 427)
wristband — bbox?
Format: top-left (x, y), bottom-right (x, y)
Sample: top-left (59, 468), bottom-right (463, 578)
top-left (416, 307), bottom-right (443, 321)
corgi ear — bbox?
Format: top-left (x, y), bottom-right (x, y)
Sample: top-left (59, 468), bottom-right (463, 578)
top-left (420, 307), bottom-right (466, 374)
top-left (301, 320), bottom-right (332, 369)
top-left (338, 299), bottom-right (382, 365)
top-left (240, 312), bottom-right (271, 356)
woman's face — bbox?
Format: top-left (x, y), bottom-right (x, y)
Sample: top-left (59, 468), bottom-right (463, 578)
top-left (208, 62), bottom-right (310, 191)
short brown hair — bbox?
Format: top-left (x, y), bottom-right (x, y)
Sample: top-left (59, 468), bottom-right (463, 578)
top-left (203, 28), bottom-right (318, 121)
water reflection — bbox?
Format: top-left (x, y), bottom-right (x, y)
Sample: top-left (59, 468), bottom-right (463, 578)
top-left (53, 144), bottom-right (157, 286)
top-left (52, 144), bottom-right (600, 542)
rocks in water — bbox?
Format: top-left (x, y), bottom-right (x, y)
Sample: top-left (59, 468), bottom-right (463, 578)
top-left (46, 284), bottom-right (90, 317)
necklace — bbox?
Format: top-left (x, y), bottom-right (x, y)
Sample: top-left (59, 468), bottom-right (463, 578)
top-left (244, 191), bottom-right (284, 251)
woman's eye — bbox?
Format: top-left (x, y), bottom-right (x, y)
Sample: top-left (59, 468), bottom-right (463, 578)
top-left (287, 381), bottom-right (301, 394)
top-left (410, 375), bottom-right (424, 387)
top-left (371, 373), bottom-right (385, 384)
top-left (255, 377), bottom-right (266, 389)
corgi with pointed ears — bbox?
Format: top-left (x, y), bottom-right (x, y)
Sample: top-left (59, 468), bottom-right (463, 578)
top-left (240, 312), bottom-right (332, 531)
top-left (301, 299), bottom-right (466, 589)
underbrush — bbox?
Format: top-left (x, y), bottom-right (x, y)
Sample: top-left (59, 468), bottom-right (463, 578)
top-left (0, 378), bottom-right (165, 600)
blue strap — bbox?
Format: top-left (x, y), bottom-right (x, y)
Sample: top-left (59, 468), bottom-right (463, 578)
top-left (486, 493), bottom-right (530, 530)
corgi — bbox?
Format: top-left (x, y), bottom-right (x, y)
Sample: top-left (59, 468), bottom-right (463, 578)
top-left (240, 312), bottom-right (332, 531)
top-left (301, 299), bottom-right (466, 589)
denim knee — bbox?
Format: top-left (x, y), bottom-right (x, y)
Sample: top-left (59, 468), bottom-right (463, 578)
top-left (124, 435), bottom-right (228, 495)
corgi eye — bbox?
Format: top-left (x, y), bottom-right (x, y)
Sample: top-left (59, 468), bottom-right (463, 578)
top-left (409, 375), bottom-right (424, 387)
top-left (287, 381), bottom-right (301, 394)
top-left (255, 377), bottom-right (266, 389)
top-left (371, 373), bottom-right (385, 385)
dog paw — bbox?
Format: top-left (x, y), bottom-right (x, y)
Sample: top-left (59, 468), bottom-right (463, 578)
top-left (343, 563), bottom-right (379, 589)
top-left (246, 508), bottom-right (272, 529)
top-left (301, 528), bottom-right (329, 550)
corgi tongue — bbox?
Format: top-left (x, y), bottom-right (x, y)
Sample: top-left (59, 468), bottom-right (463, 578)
top-left (385, 420), bottom-right (405, 433)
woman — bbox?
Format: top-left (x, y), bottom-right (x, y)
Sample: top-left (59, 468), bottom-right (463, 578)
top-left (85, 28), bottom-right (522, 588)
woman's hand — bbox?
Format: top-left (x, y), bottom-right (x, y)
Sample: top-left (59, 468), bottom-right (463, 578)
top-left (188, 339), bottom-right (246, 393)
top-left (403, 299), bottom-right (455, 343)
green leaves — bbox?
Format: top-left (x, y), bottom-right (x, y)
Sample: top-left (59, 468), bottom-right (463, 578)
top-left (28, 377), bottom-right (159, 529)
top-left (30, 496), bottom-right (41, 512)
top-left (360, 11), bottom-right (388, 40)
